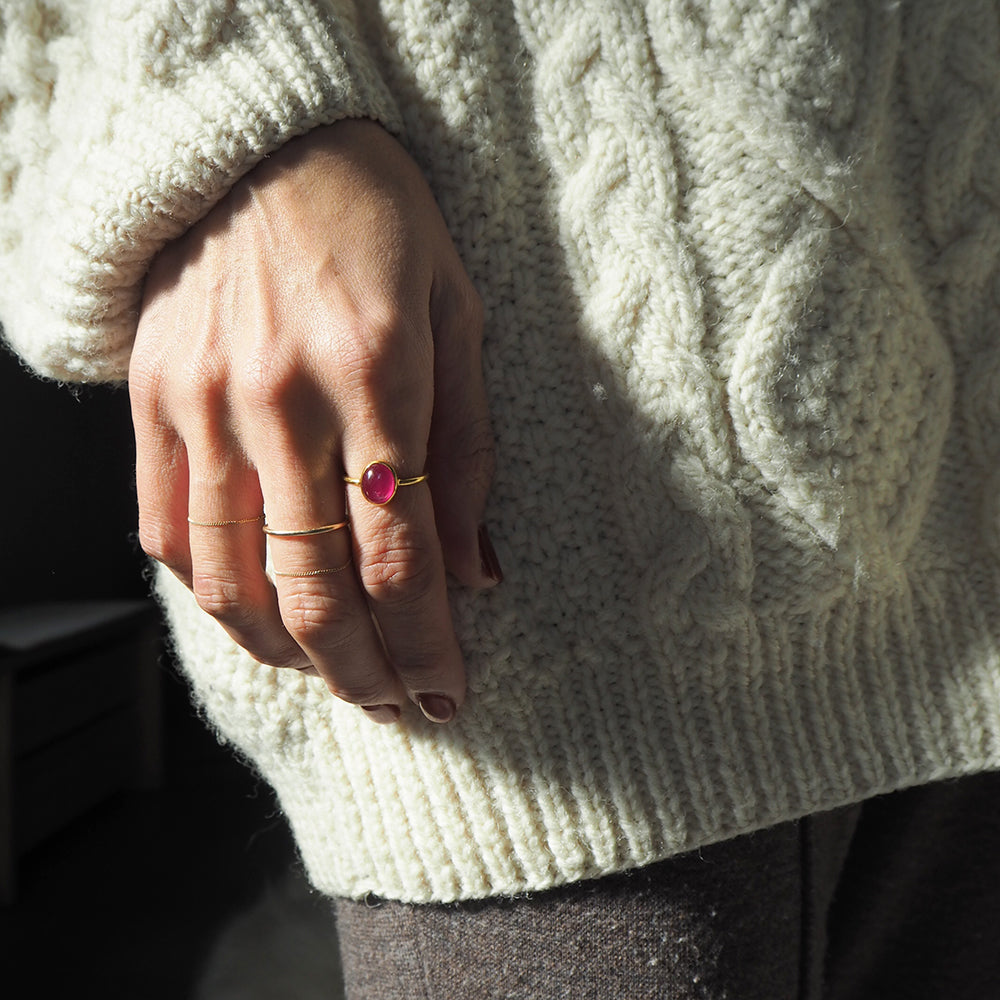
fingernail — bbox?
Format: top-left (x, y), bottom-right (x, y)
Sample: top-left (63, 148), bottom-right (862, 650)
top-left (417, 693), bottom-right (456, 724)
top-left (478, 524), bottom-right (504, 584)
top-left (362, 704), bottom-right (401, 725)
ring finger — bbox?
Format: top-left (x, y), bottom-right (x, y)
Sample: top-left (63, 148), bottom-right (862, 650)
top-left (343, 443), bottom-right (465, 723)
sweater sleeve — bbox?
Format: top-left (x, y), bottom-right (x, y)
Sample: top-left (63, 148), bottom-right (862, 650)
top-left (0, 0), bottom-right (401, 383)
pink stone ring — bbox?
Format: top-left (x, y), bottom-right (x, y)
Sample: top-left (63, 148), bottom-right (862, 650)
top-left (344, 461), bottom-right (429, 505)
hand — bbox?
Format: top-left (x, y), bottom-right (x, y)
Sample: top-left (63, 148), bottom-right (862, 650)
top-left (130, 119), bottom-right (498, 724)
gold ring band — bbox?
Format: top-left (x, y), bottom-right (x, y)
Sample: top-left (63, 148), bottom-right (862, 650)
top-left (188, 515), bottom-right (264, 527)
top-left (263, 520), bottom-right (350, 538)
top-left (342, 473), bottom-right (429, 487)
top-left (272, 558), bottom-right (353, 577)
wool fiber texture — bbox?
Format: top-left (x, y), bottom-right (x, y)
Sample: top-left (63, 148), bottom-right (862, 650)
top-left (3, 0), bottom-right (1000, 902)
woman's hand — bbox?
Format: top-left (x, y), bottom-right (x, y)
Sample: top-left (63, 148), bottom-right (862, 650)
top-left (130, 119), bottom-right (498, 724)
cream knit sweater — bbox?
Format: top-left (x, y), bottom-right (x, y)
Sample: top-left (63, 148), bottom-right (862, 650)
top-left (3, 0), bottom-right (1000, 903)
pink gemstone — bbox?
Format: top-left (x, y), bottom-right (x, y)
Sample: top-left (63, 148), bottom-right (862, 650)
top-left (361, 462), bottom-right (397, 504)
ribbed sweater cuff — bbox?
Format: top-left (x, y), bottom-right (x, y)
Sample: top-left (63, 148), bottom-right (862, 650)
top-left (1, 0), bottom-right (400, 383)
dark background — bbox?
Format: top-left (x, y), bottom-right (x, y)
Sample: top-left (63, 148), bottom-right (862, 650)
top-left (0, 343), bottom-right (298, 996)
top-left (0, 344), bottom-right (144, 607)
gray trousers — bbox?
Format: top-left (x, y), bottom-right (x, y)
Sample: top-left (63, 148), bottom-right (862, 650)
top-left (335, 771), bottom-right (1000, 999)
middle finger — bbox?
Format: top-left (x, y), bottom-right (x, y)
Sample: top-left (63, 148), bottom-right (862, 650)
top-left (259, 459), bottom-right (407, 713)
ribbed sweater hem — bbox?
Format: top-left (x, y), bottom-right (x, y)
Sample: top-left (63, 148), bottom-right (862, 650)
top-left (159, 553), bottom-right (1000, 903)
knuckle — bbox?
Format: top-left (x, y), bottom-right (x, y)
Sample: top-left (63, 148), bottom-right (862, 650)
top-left (349, 301), bottom-right (413, 351)
top-left (434, 278), bottom-right (484, 342)
top-left (192, 573), bottom-right (251, 625)
top-left (138, 523), bottom-right (186, 569)
top-left (280, 589), bottom-right (355, 645)
top-left (129, 362), bottom-right (176, 432)
top-left (340, 312), bottom-right (431, 398)
top-left (127, 357), bottom-right (165, 411)
top-left (180, 358), bottom-right (230, 413)
top-left (235, 352), bottom-right (308, 416)
top-left (360, 537), bottom-right (440, 609)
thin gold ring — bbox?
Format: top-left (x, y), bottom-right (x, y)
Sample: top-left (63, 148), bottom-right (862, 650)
top-left (263, 520), bottom-right (350, 538)
top-left (272, 558), bottom-right (353, 578)
top-left (188, 515), bottom-right (264, 527)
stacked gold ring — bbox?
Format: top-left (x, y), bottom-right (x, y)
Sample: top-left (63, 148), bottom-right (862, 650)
top-left (262, 520), bottom-right (350, 538)
top-left (262, 519), bottom-right (351, 578)
top-left (188, 515), bottom-right (264, 527)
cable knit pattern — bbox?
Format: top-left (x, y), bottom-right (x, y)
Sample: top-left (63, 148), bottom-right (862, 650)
top-left (4, 0), bottom-right (1000, 902)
